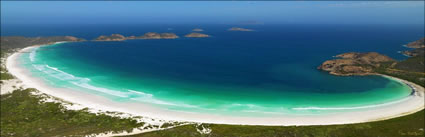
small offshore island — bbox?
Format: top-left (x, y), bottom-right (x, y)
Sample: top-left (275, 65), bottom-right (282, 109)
top-left (228, 27), bottom-right (254, 31)
top-left (184, 32), bottom-right (210, 38)
top-left (95, 32), bottom-right (179, 41)
top-left (94, 32), bottom-right (212, 41)
top-left (192, 28), bottom-right (204, 32)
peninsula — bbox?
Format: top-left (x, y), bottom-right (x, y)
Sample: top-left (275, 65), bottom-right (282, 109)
top-left (402, 37), bottom-right (425, 57)
top-left (184, 32), bottom-right (210, 38)
top-left (318, 37), bottom-right (425, 86)
top-left (1, 36), bottom-right (85, 50)
top-left (318, 52), bottom-right (395, 76)
top-left (406, 37), bottom-right (425, 48)
top-left (228, 27), bottom-right (254, 31)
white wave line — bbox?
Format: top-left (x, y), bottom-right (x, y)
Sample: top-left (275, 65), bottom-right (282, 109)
top-left (292, 96), bottom-right (411, 110)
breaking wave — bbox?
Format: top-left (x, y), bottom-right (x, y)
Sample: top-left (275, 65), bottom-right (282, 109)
top-left (292, 96), bottom-right (410, 110)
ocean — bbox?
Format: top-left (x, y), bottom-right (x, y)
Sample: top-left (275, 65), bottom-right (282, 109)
top-left (5, 24), bottom-right (424, 116)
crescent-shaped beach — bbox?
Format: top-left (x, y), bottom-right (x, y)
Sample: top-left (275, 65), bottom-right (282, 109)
top-left (6, 44), bottom-right (425, 126)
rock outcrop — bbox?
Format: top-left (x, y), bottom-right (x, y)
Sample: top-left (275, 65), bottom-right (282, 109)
top-left (192, 28), bottom-right (204, 32)
top-left (138, 32), bottom-right (161, 39)
top-left (402, 38), bottom-right (425, 57)
top-left (95, 34), bottom-right (126, 41)
top-left (406, 37), bottom-right (425, 48)
top-left (228, 27), bottom-right (254, 32)
top-left (184, 33), bottom-right (210, 38)
top-left (158, 33), bottom-right (179, 39)
top-left (318, 52), bottom-right (395, 76)
top-left (94, 33), bottom-right (179, 41)
top-left (402, 48), bottom-right (424, 57)
top-left (137, 32), bottom-right (178, 39)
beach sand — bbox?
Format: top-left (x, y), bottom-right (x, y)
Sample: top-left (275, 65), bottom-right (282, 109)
top-left (6, 46), bottom-right (425, 126)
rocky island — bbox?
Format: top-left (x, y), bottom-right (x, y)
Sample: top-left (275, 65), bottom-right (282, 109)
top-left (95, 34), bottom-right (127, 41)
top-left (228, 27), bottom-right (254, 31)
top-left (318, 52), bottom-right (395, 76)
top-left (184, 33), bottom-right (210, 38)
top-left (94, 32), bottom-right (179, 41)
top-left (137, 32), bottom-right (179, 39)
top-left (192, 28), bottom-right (204, 32)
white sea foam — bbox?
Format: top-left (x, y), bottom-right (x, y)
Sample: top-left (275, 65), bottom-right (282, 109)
top-left (128, 89), bottom-right (154, 98)
top-left (31, 53), bottom-right (197, 106)
top-left (128, 90), bottom-right (198, 108)
top-left (230, 103), bottom-right (263, 109)
top-left (73, 82), bottom-right (128, 98)
top-left (292, 96), bottom-right (411, 110)
top-left (29, 47), bottom-right (38, 62)
top-left (31, 60), bottom-right (127, 98)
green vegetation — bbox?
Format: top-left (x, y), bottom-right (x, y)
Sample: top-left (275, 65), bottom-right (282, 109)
top-left (0, 36), bottom-right (85, 50)
top-left (1, 50), bottom-right (14, 80)
top-left (0, 88), bottom-right (145, 137)
top-left (127, 110), bottom-right (424, 137)
top-left (0, 72), bottom-right (14, 80)
top-left (395, 54), bottom-right (425, 73)
top-left (374, 54), bottom-right (425, 87)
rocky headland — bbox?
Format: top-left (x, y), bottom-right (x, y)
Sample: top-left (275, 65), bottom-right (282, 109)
top-left (402, 48), bottom-right (424, 57)
top-left (184, 33), bottom-right (210, 38)
top-left (1, 36), bottom-right (85, 50)
top-left (318, 52), bottom-right (395, 76)
top-left (402, 37), bottom-right (425, 57)
top-left (406, 37), bottom-right (425, 48)
top-left (319, 37), bottom-right (425, 77)
top-left (228, 27), bottom-right (254, 32)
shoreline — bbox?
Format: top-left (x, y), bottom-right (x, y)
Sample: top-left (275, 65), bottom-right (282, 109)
top-left (5, 45), bottom-right (425, 126)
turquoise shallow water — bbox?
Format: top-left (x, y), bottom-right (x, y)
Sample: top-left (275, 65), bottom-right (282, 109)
top-left (14, 24), bottom-right (421, 116)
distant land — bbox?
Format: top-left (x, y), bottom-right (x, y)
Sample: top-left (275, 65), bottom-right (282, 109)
top-left (192, 28), bottom-right (204, 32)
top-left (95, 32), bottom-right (179, 41)
top-left (318, 52), bottom-right (394, 76)
top-left (228, 27), bottom-right (254, 31)
top-left (402, 37), bottom-right (425, 57)
top-left (184, 32), bottom-right (210, 38)
top-left (318, 37), bottom-right (425, 82)
top-left (0, 36), bottom-right (85, 50)
top-left (406, 37), bottom-right (425, 48)
top-left (95, 34), bottom-right (127, 41)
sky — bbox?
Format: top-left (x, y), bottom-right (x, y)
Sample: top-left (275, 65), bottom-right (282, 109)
top-left (1, 1), bottom-right (424, 25)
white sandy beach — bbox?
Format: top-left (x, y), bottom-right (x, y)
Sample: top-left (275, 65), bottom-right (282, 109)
top-left (5, 46), bottom-right (425, 126)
